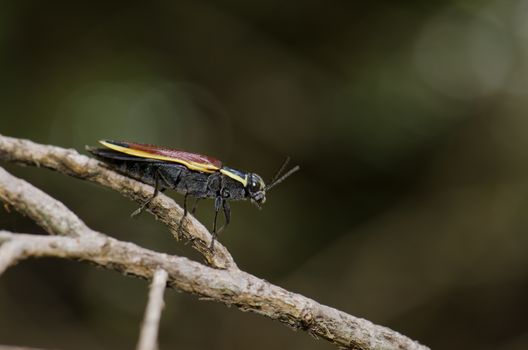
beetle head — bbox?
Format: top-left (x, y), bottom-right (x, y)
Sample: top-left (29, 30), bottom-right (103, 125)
top-left (247, 173), bottom-right (267, 206)
top-left (247, 158), bottom-right (300, 208)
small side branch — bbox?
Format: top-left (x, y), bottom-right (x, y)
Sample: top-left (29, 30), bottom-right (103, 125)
top-left (0, 166), bottom-right (96, 239)
top-left (137, 269), bottom-right (169, 350)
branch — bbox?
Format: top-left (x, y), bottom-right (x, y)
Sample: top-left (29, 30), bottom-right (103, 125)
top-left (0, 135), bottom-right (430, 350)
top-left (1, 229), bottom-right (427, 350)
top-left (137, 269), bottom-right (169, 350)
top-left (0, 134), bottom-right (235, 269)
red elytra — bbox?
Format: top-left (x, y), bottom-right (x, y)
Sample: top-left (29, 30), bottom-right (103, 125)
top-left (110, 141), bottom-right (223, 168)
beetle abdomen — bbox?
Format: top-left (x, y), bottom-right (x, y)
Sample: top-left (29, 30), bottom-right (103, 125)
top-left (89, 147), bottom-right (219, 198)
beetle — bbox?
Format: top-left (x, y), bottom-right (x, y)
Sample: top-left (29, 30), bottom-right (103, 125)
top-left (87, 140), bottom-right (299, 249)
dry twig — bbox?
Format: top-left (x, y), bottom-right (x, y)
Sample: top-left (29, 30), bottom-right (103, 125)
top-left (0, 134), bottom-right (429, 350)
top-left (137, 269), bottom-right (169, 350)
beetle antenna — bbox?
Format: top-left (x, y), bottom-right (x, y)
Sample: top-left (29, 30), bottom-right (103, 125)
top-left (266, 165), bottom-right (300, 191)
top-left (269, 157), bottom-right (291, 185)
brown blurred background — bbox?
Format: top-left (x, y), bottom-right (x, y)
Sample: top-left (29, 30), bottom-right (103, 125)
top-left (1, 0), bottom-right (528, 349)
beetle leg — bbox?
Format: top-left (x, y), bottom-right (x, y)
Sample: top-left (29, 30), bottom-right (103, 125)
top-left (217, 200), bottom-right (231, 234)
top-left (178, 197), bottom-right (200, 240)
top-left (176, 192), bottom-right (189, 240)
top-left (131, 167), bottom-right (162, 218)
top-left (211, 196), bottom-right (223, 251)
top-left (191, 198), bottom-right (201, 215)
top-left (182, 192), bottom-right (188, 218)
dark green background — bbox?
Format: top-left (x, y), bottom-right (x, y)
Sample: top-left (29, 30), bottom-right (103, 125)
top-left (1, 1), bottom-right (527, 349)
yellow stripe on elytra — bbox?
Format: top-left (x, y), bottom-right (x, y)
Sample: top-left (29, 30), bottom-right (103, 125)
top-left (220, 169), bottom-right (248, 186)
top-left (99, 140), bottom-right (218, 173)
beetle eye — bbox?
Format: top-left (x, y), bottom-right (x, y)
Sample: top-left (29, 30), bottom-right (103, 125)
top-left (249, 181), bottom-right (259, 193)
top-left (248, 174), bottom-right (261, 193)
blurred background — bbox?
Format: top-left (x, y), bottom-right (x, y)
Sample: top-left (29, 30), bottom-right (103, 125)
top-left (1, 0), bottom-right (528, 349)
